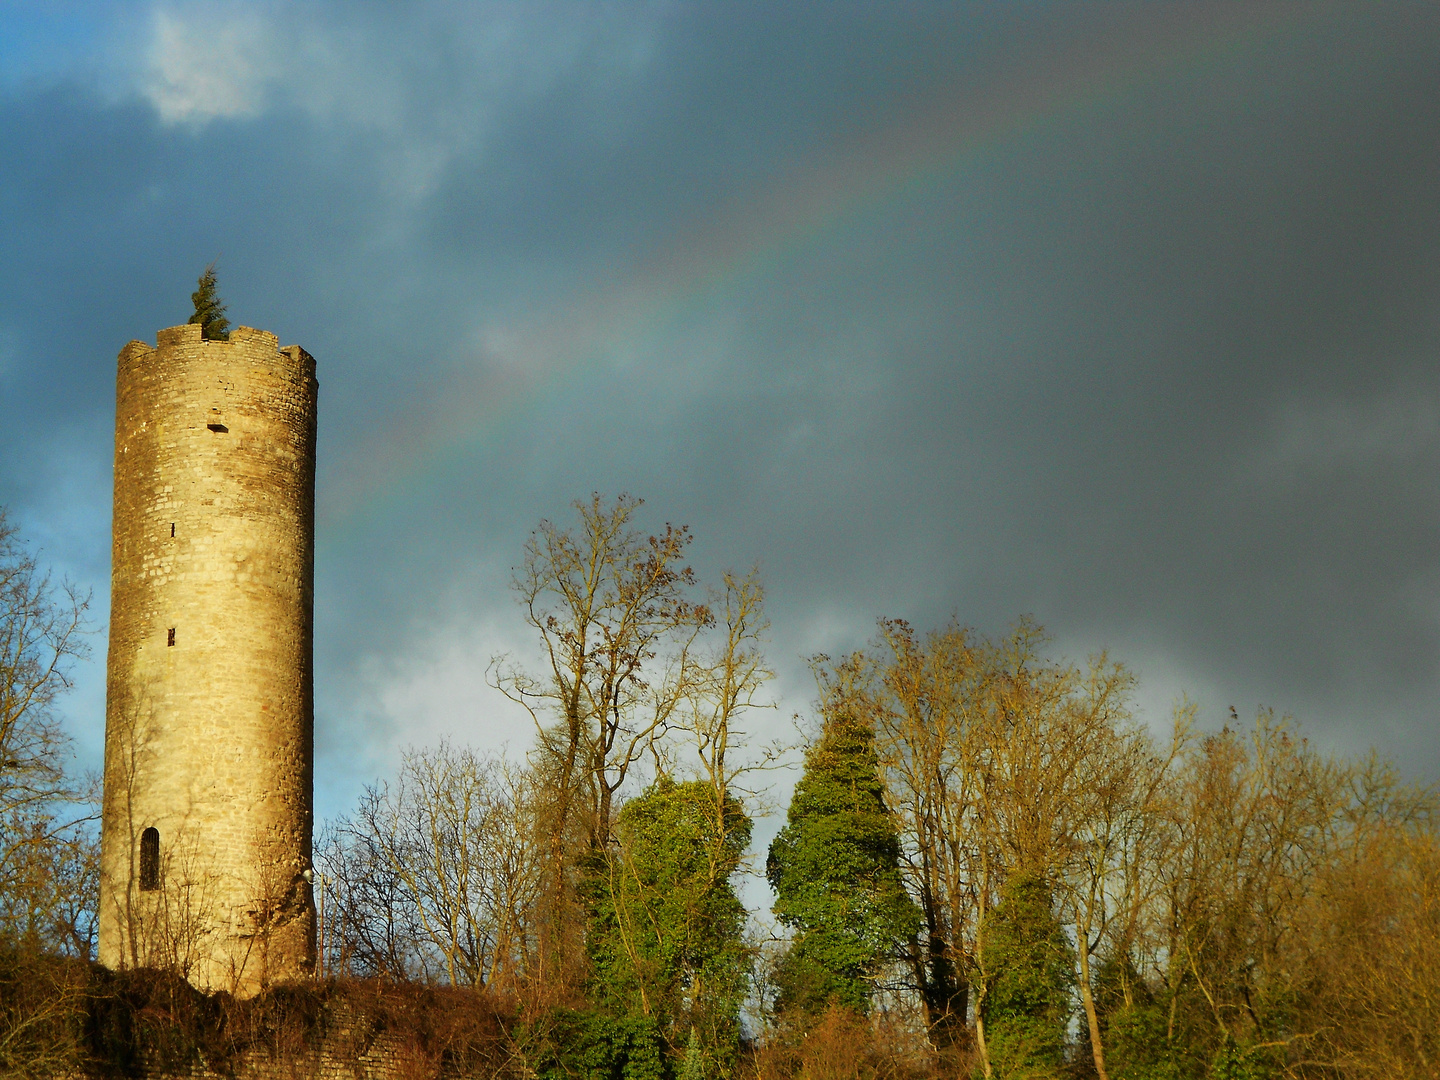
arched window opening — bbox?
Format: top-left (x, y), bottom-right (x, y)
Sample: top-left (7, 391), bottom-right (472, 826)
top-left (139, 827), bottom-right (160, 891)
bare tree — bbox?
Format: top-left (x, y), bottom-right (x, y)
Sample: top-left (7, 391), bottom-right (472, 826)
top-left (127, 825), bottom-right (222, 983)
top-left (0, 812), bottom-right (99, 958)
top-left (321, 744), bottom-right (543, 991)
top-left (861, 619), bottom-right (1157, 1077)
top-left (315, 818), bottom-right (419, 982)
top-left (1131, 711), bottom-right (1371, 1076)
top-left (860, 620), bottom-right (985, 1050)
top-left (0, 507), bottom-right (93, 951)
top-left (588, 567), bottom-right (777, 1070)
top-left (489, 495), bottom-right (710, 984)
top-left (0, 943), bottom-right (90, 1078)
top-left (789, 612), bottom-right (1440, 1078)
top-left (1052, 695), bottom-right (1187, 1080)
top-left (1298, 769), bottom-right (1440, 1079)
top-left (681, 568), bottom-right (779, 848)
top-left (493, 494), bottom-right (710, 846)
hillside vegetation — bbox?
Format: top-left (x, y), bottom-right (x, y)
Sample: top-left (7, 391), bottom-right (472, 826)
top-left (3, 498), bottom-right (1437, 1078)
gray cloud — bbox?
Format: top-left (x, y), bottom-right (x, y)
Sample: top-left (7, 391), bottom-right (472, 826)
top-left (1, 2), bottom-right (1437, 821)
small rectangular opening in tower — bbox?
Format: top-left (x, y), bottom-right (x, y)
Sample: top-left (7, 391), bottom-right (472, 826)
top-left (170, 523), bottom-right (175, 538)
top-left (167, 628), bottom-right (176, 647)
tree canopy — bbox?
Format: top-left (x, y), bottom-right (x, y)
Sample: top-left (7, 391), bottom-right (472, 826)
top-left (586, 776), bottom-right (752, 1075)
top-left (766, 673), bottom-right (918, 1015)
top-left (6, 495), bottom-right (1440, 1079)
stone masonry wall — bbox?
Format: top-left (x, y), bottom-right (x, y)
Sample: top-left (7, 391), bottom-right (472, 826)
top-left (106, 1016), bottom-right (427, 1080)
top-left (102, 1009), bottom-right (471, 1080)
top-left (99, 323), bottom-right (319, 995)
top-left (72, 982), bottom-right (514, 1080)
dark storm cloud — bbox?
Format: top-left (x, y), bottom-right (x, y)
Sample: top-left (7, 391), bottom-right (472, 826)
top-left (1, 2), bottom-right (1436, 812)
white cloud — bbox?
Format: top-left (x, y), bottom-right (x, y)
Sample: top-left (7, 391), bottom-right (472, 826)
top-left (366, 618), bottom-right (535, 757)
top-left (142, 6), bottom-right (280, 123)
top-left (134, 2), bottom-right (660, 199)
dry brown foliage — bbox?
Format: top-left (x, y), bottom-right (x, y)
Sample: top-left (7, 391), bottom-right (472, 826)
top-left (747, 1003), bottom-right (948, 1080)
top-left (1291, 800), bottom-right (1440, 1078)
top-left (2, 955), bottom-right (522, 1079)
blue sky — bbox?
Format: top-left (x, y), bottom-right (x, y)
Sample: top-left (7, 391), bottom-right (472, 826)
top-left (2, 2), bottom-right (1438, 846)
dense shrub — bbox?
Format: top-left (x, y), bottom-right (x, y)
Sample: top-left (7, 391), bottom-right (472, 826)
top-left (522, 1008), bottom-right (672, 1080)
top-left (978, 874), bottom-right (1074, 1080)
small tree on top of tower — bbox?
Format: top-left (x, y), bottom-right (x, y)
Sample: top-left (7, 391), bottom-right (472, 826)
top-left (189, 264), bottom-right (230, 341)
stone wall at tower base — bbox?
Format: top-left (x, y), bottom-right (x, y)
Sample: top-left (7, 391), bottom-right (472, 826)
top-left (84, 1017), bottom-right (459, 1080)
top-left (78, 1014), bottom-right (499, 1080)
top-left (3, 960), bottom-right (515, 1080)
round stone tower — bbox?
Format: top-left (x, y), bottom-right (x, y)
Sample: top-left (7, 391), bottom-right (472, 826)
top-left (99, 322), bottom-right (318, 995)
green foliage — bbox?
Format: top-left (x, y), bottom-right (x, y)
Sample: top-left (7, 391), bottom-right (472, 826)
top-left (979, 873), bottom-right (1074, 1079)
top-left (766, 704), bottom-right (918, 1015)
top-left (1091, 969), bottom-right (1279, 1080)
top-left (1106, 1001), bottom-right (1187, 1080)
top-left (1090, 955), bottom-right (1190, 1080)
top-left (525, 1008), bottom-right (673, 1080)
top-left (188, 264), bottom-right (230, 341)
top-left (1207, 1034), bottom-right (1275, 1080)
top-left (585, 777), bottom-right (751, 1074)
top-left (678, 1027), bottom-right (705, 1080)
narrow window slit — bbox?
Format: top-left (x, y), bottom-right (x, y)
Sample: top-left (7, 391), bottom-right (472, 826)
top-left (139, 828), bottom-right (160, 891)
top-left (170, 523), bottom-right (175, 538)
top-left (167, 628), bottom-right (176, 647)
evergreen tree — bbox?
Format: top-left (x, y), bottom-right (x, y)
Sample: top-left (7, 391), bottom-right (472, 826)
top-left (979, 873), bottom-right (1075, 1079)
top-left (188, 263), bottom-right (230, 341)
top-left (766, 697), bottom-right (918, 1016)
top-left (586, 777), bottom-right (752, 1076)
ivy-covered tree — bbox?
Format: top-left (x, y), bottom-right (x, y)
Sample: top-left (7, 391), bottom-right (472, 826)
top-left (978, 872), bottom-right (1075, 1079)
top-left (188, 263), bottom-right (230, 341)
top-left (766, 675), bottom-right (918, 1016)
top-left (1089, 953), bottom-right (1187, 1080)
top-left (586, 777), bottom-right (752, 1077)
top-left (523, 1010), bottom-right (672, 1080)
